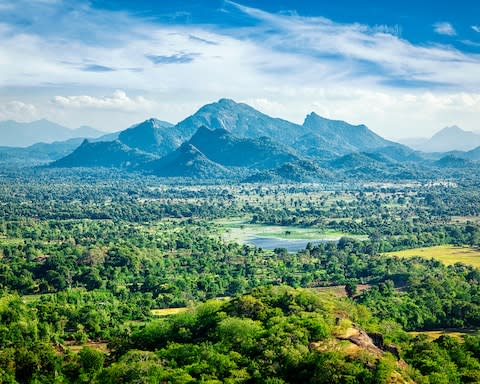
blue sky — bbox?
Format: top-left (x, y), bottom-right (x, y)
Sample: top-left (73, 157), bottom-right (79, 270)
top-left (0, 0), bottom-right (479, 138)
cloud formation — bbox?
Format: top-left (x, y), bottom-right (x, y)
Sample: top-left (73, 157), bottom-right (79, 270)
top-left (146, 53), bottom-right (199, 64)
top-left (0, 0), bottom-right (479, 136)
top-left (433, 22), bottom-right (456, 36)
top-left (82, 64), bottom-right (116, 72)
top-left (52, 90), bottom-right (155, 111)
top-left (0, 101), bottom-right (38, 121)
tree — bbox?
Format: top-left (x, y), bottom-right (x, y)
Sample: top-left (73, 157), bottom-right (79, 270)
top-left (345, 282), bottom-right (358, 298)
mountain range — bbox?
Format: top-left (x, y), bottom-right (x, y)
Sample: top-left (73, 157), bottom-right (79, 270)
top-left (2, 98), bottom-right (478, 179)
top-left (0, 119), bottom-right (106, 147)
top-left (48, 98), bottom-right (412, 179)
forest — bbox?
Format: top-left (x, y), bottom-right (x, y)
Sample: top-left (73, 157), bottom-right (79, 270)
top-left (1, 168), bottom-right (480, 383)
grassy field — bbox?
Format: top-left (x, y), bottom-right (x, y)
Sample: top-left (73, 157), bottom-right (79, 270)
top-left (409, 329), bottom-right (480, 340)
top-left (151, 307), bottom-right (188, 317)
top-left (384, 245), bottom-right (480, 268)
top-left (311, 284), bottom-right (371, 298)
top-left (65, 341), bottom-right (109, 353)
top-left (214, 218), bottom-right (366, 244)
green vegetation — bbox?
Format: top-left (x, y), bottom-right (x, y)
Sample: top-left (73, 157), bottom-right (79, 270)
top-left (216, 218), bottom-right (362, 244)
top-left (1, 169), bottom-right (480, 382)
top-left (384, 245), bottom-right (480, 268)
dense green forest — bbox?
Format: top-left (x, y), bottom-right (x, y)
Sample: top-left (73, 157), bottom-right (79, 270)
top-left (1, 169), bottom-right (480, 382)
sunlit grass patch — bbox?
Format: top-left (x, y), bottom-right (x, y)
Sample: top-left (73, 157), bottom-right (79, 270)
top-left (409, 328), bottom-right (480, 340)
top-left (384, 245), bottom-right (480, 268)
top-left (151, 307), bottom-right (188, 317)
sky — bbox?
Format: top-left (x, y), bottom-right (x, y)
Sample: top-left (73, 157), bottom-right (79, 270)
top-left (1, 0), bottom-right (480, 139)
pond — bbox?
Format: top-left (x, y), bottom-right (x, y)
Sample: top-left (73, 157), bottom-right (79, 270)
top-left (246, 236), bottom-right (335, 252)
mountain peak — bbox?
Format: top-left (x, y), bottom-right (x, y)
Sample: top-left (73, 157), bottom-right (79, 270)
top-left (117, 118), bottom-right (176, 155)
top-left (416, 125), bottom-right (480, 152)
top-left (135, 118), bottom-right (173, 129)
top-left (303, 112), bottom-right (326, 126)
top-left (436, 125), bottom-right (464, 135)
top-left (217, 98), bottom-right (238, 106)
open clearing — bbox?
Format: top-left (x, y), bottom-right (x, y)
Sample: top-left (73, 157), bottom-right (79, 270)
top-left (214, 218), bottom-right (366, 244)
top-left (409, 329), bottom-right (480, 340)
top-left (312, 284), bottom-right (372, 298)
top-left (65, 341), bottom-right (109, 353)
top-left (151, 307), bottom-right (188, 317)
top-left (384, 245), bottom-right (480, 268)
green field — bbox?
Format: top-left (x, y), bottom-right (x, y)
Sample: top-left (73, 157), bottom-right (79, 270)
top-left (151, 307), bottom-right (188, 317)
top-left (409, 329), bottom-right (480, 340)
top-left (215, 218), bottom-right (366, 244)
top-left (384, 245), bottom-right (480, 268)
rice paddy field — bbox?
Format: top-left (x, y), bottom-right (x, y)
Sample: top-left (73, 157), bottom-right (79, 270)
top-left (384, 245), bottom-right (480, 268)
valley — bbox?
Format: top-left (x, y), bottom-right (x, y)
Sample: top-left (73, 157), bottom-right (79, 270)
top-left (0, 101), bottom-right (480, 384)
top-left (3, 0), bottom-right (480, 381)
top-left (0, 163), bottom-right (480, 382)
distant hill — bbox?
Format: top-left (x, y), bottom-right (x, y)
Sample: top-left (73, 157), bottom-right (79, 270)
top-left (329, 152), bottom-right (392, 169)
top-left (434, 155), bottom-right (477, 168)
top-left (0, 131), bottom-right (121, 165)
top-left (147, 143), bottom-right (231, 178)
top-left (405, 126), bottom-right (480, 152)
top-left (187, 126), bottom-right (299, 169)
top-left (118, 118), bottom-right (178, 155)
top-left (462, 146), bottom-right (480, 161)
top-left (0, 119), bottom-right (105, 147)
top-left (365, 145), bottom-right (423, 162)
top-left (327, 152), bottom-right (413, 179)
top-left (0, 138), bottom-right (85, 165)
top-left (438, 146), bottom-right (480, 162)
top-left (245, 160), bottom-right (331, 183)
top-left (51, 140), bottom-right (157, 168)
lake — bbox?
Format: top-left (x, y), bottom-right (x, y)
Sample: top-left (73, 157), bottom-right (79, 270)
top-left (246, 236), bottom-right (334, 252)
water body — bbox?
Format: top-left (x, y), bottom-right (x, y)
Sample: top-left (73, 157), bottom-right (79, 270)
top-left (246, 237), bottom-right (335, 252)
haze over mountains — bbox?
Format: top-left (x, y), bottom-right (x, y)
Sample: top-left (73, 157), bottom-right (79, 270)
top-left (2, 98), bottom-right (479, 178)
top-left (0, 119), bottom-right (106, 147)
top-left (400, 126), bottom-right (480, 152)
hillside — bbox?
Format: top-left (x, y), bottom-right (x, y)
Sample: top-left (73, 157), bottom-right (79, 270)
top-left (147, 143), bottom-right (231, 178)
top-left (300, 112), bottom-right (397, 155)
top-left (176, 99), bottom-right (400, 158)
top-left (0, 138), bottom-right (85, 165)
top-left (51, 139), bottom-right (157, 168)
top-left (174, 98), bottom-right (304, 145)
top-left (118, 118), bottom-right (179, 156)
top-left (435, 155), bottom-right (477, 168)
top-left (245, 160), bottom-right (331, 183)
top-left (188, 126), bottom-right (299, 169)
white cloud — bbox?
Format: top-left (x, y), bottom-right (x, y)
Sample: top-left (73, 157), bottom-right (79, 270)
top-left (1, 1), bottom-right (480, 136)
top-left (0, 101), bottom-right (38, 121)
top-left (472, 25), bottom-right (480, 33)
top-left (433, 22), bottom-right (456, 36)
top-left (51, 90), bottom-right (156, 111)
